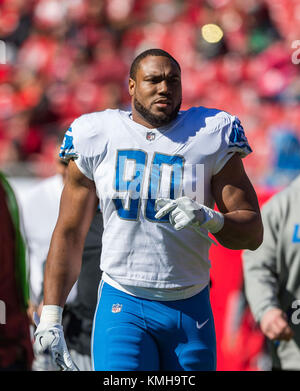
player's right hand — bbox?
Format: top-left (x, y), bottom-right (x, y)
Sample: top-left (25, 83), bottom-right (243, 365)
top-left (260, 308), bottom-right (294, 341)
top-left (34, 323), bottom-right (79, 371)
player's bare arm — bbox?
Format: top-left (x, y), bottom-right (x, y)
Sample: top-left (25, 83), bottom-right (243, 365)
top-left (212, 153), bottom-right (263, 250)
top-left (155, 153), bottom-right (263, 250)
top-left (43, 160), bottom-right (98, 307)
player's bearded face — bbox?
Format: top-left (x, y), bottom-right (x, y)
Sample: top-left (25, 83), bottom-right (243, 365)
top-left (133, 96), bottom-right (181, 128)
top-left (131, 56), bottom-right (182, 128)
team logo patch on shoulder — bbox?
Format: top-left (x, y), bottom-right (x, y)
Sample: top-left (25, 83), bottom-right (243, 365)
top-left (146, 131), bottom-right (156, 141)
top-left (59, 127), bottom-right (79, 160)
top-left (112, 303), bottom-right (122, 313)
top-left (228, 118), bottom-right (252, 155)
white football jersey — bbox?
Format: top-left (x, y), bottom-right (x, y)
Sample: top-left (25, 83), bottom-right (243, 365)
top-left (60, 107), bottom-right (251, 290)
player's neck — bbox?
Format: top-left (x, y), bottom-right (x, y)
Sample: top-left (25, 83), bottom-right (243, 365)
top-left (131, 110), bottom-right (156, 129)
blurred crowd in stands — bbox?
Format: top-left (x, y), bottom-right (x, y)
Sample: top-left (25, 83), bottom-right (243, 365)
top-left (0, 0), bottom-right (300, 186)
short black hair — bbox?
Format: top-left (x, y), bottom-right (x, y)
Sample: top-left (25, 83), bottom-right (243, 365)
top-left (129, 48), bottom-right (181, 80)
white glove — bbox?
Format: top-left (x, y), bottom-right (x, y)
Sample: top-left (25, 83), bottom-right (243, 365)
top-left (33, 306), bottom-right (79, 371)
top-left (155, 196), bottom-right (224, 238)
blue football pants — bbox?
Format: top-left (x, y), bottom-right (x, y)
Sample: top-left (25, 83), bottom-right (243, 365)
top-left (91, 281), bottom-right (216, 371)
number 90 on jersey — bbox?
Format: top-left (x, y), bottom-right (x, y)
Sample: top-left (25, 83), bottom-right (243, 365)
top-left (113, 149), bottom-right (185, 222)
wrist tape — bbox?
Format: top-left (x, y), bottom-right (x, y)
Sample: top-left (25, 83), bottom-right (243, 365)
top-left (193, 204), bottom-right (224, 234)
top-left (40, 305), bottom-right (63, 326)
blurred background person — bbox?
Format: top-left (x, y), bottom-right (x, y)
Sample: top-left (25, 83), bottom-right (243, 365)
top-left (221, 282), bottom-right (271, 371)
top-left (243, 175), bottom-right (300, 371)
top-left (0, 172), bottom-right (33, 371)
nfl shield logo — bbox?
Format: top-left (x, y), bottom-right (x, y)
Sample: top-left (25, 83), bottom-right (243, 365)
top-left (146, 131), bottom-right (156, 141)
top-left (112, 303), bottom-right (122, 313)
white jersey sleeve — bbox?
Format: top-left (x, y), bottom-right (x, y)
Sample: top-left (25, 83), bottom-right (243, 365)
top-left (213, 113), bottom-right (252, 175)
top-left (59, 112), bottom-right (109, 180)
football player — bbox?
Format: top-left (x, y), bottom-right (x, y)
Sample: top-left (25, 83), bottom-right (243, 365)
top-left (34, 49), bottom-right (263, 371)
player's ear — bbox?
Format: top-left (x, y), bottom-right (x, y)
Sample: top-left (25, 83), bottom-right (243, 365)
top-left (128, 78), bottom-right (135, 97)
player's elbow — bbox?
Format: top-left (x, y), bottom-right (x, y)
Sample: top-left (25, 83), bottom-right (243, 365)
top-left (247, 237), bottom-right (262, 251)
top-left (233, 216), bottom-right (264, 251)
top-left (247, 223), bottom-right (264, 251)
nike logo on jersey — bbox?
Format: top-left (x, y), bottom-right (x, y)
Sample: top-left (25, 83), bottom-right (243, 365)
top-left (196, 318), bottom-right (209, 329)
